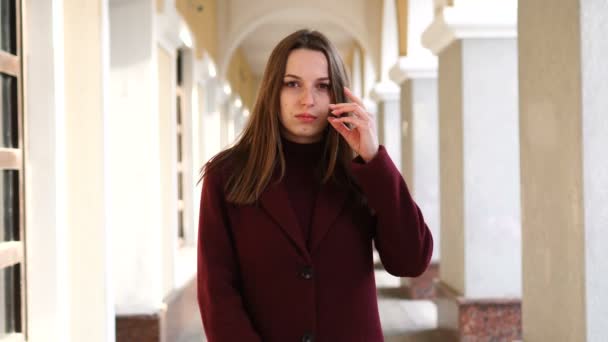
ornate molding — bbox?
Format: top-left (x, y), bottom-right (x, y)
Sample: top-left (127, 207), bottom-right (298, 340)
top-left (370, 81), bottom-right (400, 102)
top-left (422, 3), bottom-right (517, 55)
top-left (389, 56), bottom-right (438, 85)
top-left (156, 7), bottom-right (184, 54)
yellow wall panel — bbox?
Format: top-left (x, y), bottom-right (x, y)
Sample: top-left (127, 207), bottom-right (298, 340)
top-left (176, 0), bottom-right (218, 61)
top-left (397, 0), bottom-right (409, 56)
top-left (227, 48), bottom-right (257, 110)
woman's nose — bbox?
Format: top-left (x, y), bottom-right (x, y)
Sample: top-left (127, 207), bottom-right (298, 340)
top-left (300, 87), bottom-right (315, 106)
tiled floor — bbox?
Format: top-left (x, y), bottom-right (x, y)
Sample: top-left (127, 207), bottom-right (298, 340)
top-left (178, 269), bottom-right (440, 342)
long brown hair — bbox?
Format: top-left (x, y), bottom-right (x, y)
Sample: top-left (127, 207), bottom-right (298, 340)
top-left (201, 29), bottom-right (360, 205)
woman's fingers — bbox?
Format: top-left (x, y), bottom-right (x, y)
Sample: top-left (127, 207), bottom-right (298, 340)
top-left (330, 115), bottom-right (369, 130)
top-left (343, 87), bottom-right (364, 107)
top-left (329, 103), bottom-right (372, 120)
top-left (328, 117), bottom-right (355, 141)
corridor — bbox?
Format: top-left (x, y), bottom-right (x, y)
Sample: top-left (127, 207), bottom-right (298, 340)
top-left (5, 0), bottom-right (607, 341)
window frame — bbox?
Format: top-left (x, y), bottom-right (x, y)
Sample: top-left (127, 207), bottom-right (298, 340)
top-left (0, 0), bottom-right (27, 341)
top-left (175, 49), bottom-right (185, 247)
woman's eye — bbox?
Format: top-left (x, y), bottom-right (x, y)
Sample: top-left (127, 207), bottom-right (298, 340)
top-left (284, 81), bottom-right (299, 88)
top-left (318, 83), bottom-right (331, 90)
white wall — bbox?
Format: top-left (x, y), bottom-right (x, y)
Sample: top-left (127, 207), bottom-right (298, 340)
top-left (109, 0), bottom-right (164, 314)
top-left (63, 0), bottom-right (115, 340)
top-left (410, 79), bottom-right (440, 262)
top-left (24, 1), bottom-right (69, 341)
top-left (462, 39), bottom-right (521, 298)
top-left (582, 1), bottom-right (608, 339)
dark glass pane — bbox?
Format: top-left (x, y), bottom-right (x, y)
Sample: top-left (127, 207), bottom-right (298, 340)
top-left (0, 264), bottom-right (22, 337)
top-left (0, 1), bottom-right (17, 55)
top-left (176, 49), bottom-right (183, 86)
top-left (177, 133), bottom-right (182, 162)
top-left (177, 172), bottom-right (183, 200)
top-left (177, 212), bottom-right (184, 239)
top-left (1, 170), bottom-right (19, 242)
top-left (176, 97), bottom-right (182, 125)
top-left (1, 73), bottom-right (18, 148)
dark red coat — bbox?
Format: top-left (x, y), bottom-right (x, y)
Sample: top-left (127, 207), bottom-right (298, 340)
top-left (197, 146), bottom-right (433, 341)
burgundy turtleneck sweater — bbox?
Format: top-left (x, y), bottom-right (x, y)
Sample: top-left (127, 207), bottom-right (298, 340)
top-left (281, 137), bottom-right (324, 249)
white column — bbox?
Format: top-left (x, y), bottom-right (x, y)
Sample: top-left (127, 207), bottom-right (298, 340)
top-left (24, 1), bottom-right (70, 341)
top-left (199, 75), bottom-right (222, 165)
top-left (219, 89), bottom-right (235, 148)
top-left (423, 4), bottom-right (521, 339)
top-left (180, 48), bottom-right (196, 247)
top-left (63, 0), bottom-right (114, 341)
top-left (519, 1), bottom-right (608, 341)
top-left (422, 0), bottom-right (521, 334)
top-left (108, 0), bottom-right (165, 314)
top-left (371, 0), bottom-right (402, 170)
top-left (350, 46), bottom-right (363, 100)
top-left (390, 0), bottom-right (440, 263)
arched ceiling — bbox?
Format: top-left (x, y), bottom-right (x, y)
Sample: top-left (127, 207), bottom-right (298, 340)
top-left (239, 20), bottom-right (355, 77)
top-left (217, 0), bottom-right (382, 79)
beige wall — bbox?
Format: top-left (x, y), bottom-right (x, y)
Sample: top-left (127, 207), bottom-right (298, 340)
top-left (343, 45), bottom-right (354, 83)
top-left (176, 0), bottom-right (218, 61)
top-left (396, 0), bottom-right (408, 56)
top-left (157, 46), bottom-right (177, 297)
top-left (438, 41), bottom-right (465, 295)
top-left (227, 47), bottom-right (256, 110)
top-left (519, 0), bottom-right (586, 340)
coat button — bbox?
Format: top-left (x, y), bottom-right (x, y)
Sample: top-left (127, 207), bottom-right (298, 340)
top-left (299, 266), bottom-right (313, 280)
top-left (301, 332), bottom-right (314, 342)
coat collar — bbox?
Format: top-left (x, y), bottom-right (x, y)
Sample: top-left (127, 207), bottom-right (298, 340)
top-left (259, 178), bottom-right (348, 261)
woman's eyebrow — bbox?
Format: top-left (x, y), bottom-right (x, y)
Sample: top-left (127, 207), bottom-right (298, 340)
top-left (283, 74), bottom-right (330, 82)
top-left (284, 74), bottom-right (301, 79)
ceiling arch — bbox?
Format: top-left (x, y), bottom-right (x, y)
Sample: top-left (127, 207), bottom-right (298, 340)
top-left (219, 6), bottom-right (378, 79)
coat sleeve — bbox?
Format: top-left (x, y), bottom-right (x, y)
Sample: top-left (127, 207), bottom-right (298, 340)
top-left (350, 145), bottom-right (434, 277)
top-left (197, 171), bottom-right (262, 341)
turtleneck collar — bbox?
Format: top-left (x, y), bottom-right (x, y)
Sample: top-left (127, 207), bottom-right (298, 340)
top-left (280, 135), bottom-right (325, 167)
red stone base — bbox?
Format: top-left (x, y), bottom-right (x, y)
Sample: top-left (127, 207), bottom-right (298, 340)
top-left (116, 312), bottom-right (164, 342)
top-left (435, 281), bottom-right (522, 341)
top-left (116, 278), bottom-right (200, 342)
top-left (402, 262), bottom-right (439, 299)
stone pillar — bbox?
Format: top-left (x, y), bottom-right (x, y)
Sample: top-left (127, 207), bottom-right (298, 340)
top-left (219, 96), bottom-right (231, 149)
top-left (422, 1), bottom-right (522, 339)
top-left (371, 0), bottom-right (402, 170)
top-left (518, 1), bottom-right (608, 341)
top-left (64, 0), bottom-right (115, 341)
top-left (350, 45), bottom-right (364, 100)
top-left (24, 1), bottom-right (70, 340)
top-left (373, 93), bottom-right (401, 169)
top-left (390, 0), bottom-right (440, 300)
top-left (109, 0), bottom-right (171, 340)
top-left (180, 48), bottom-right (197, 246)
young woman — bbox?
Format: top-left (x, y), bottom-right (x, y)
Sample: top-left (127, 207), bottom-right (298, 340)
top-left (197, 29), bottom-right (433, 342)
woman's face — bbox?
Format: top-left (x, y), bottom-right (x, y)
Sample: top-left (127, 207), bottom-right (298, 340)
top-left (279, 48), bottom-right (332, 144)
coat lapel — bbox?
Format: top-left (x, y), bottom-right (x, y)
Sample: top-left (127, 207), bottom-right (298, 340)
top-left (309, 181), bottom-right (348, 254)
top-left (259, 180), bottom-right (310, 261)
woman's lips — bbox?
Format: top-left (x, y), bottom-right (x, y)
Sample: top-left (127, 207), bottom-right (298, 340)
top-left (295, 113), bottom-right (318, 123)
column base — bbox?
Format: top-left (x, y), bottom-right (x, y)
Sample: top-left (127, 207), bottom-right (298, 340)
top-left (116, 277), bottom-right (200, 342)
top-left (435, 281), bottom-right (521, 341)
top-left (116, 312), bottom-right (165, 342)
top-left (400, 262), bottom-right (439, 299)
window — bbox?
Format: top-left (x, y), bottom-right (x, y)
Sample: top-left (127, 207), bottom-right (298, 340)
top-left (175, 49), bottom-right (185, 245)
top-left (0, 0), bottom-right (25, 340)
